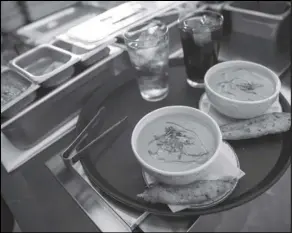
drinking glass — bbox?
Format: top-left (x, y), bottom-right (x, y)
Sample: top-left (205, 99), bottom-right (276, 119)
top-left (124, 20), bottom-right (170, 102)
top-left (178, 10), bottom-right (224, 88)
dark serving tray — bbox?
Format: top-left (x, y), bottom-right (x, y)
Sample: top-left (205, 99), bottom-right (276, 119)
top-left (75, 65), bottom-right (291, 217)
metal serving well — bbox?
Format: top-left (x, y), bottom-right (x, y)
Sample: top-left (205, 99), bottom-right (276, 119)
top-left (1, 45), bottom-right (125, 150)
top-left (15, 2), bottom-right (107, 45)
top-left (51, 38), bottom-right (115, 67)
top-left (1, 67), bottom-right (39, 118)
top-left (223, 1), bottom-right (291, 40)
top-left (10, 44), bottom-right (80, 88)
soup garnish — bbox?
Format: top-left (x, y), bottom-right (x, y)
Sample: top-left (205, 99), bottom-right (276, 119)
top-left (137, 113), bottom-right (217, 172)
top-left (209, 68), bottom-right (275, 101)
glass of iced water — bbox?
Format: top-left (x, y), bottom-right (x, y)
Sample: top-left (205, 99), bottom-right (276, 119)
top-left (124, 20), bottom-right (170, 102)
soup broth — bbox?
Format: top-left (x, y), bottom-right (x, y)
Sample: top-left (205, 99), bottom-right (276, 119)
top-left (136, 113), bottom-right (217, 172)
top-left (209, 67), bottom-right (275, 101)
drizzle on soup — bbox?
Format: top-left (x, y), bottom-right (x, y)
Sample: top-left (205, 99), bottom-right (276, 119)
top-left (209, 68), bottom-right (275, 101)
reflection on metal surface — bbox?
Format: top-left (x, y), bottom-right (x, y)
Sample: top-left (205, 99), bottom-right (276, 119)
top-left (1, 116), bottom-right (77, 173)
top-left (44, 72), bottom-right (290, 232)
top-left (281, 85), bottom-right (291, 105)
top-left (46, 154), bottom-right (198, 232)
top-left (58, 1), bottom-right (188, 50)
top-left (16, 3), bottom-right (107, 45)
top-left (47, 155), bottom-right (132, 232)
top-left (219, 32), bottom-right (291, 77)
top-left (1, 46), bottom-right (126, 173)
top-left (1, 46), bottom-right (123, 147)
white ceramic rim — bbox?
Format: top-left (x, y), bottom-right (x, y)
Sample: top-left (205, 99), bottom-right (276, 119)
top-left (131, 106), bottom-right (222, 176)
top-left (204, 60), bottom-right (281, 104)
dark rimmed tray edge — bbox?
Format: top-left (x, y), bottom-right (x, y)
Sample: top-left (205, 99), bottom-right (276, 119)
top-left (76, 70), bottom-right (291, 217)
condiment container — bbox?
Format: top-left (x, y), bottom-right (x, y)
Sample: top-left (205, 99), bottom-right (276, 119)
top-left (10, 44), bottom-right (80, 88)
top-left (1, 67), bottom-right (39, 118)
top-left (51, 38), bottom-right (114, 67)
top-left (224, 1), bottom-right (291, 40)
top-left (1, 45), bottom-right (125, 150)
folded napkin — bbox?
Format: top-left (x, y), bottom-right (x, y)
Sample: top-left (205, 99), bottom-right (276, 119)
top-left (144, 142), bottom-right (245, 213)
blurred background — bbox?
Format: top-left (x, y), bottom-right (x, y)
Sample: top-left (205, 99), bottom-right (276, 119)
top-left (1, 1), bottom-right (126, 30)
top-left (1, 1), bottom-right (128, 65)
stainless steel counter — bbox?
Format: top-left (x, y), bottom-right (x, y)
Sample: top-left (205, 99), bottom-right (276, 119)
top-left (45, 66), bottom-right (291, 232)
top-left (43, 23), bottom-right (291, 231)
top-left (1, 1), bottom-right (291, 232)
top-left (46, 155), bottom-right (198, 232)
top-left (1, 1), bottom-right (195, 173)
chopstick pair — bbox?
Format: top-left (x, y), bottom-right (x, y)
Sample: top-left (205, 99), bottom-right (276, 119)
top-left (62, 106), bottom-right (128, 167)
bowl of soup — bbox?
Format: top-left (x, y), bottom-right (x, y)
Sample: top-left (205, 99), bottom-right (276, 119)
top-left (204, 60), bottom-right (281, 119)
top-left (131, 106), bottom-right (222, 185)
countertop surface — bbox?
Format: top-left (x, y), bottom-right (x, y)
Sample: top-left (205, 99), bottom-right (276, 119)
top-left (1, 32), bottom-right (291, 232)
top-left (1, 132), bottom-right (100, 232)
top-left (1, 74), bottom-right (290, 232)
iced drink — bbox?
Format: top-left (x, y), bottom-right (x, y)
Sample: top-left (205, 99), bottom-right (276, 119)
top-left (124, 20), bottom-right (169, 102)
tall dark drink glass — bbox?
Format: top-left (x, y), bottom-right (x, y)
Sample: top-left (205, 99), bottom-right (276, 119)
top-left (178, 11), bottom-right (224, 87)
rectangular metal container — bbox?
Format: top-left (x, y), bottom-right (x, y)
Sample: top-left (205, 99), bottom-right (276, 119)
top-left (1, 46), bottom-right (125, 150)
top-left (223, 1), bottom-right (291, 40)
top-left (24, 1), bottom-right (79, 21)
top-left (10, 44), bottom-right (80, 88)
top-left (1, 68), bottom-right (39, 118)
top-left (16, 2), bottom-right (107, 45)
top-left (57, 1), bottom-right (186, 51)
top-left (51, 38), bottom-right (115, 67)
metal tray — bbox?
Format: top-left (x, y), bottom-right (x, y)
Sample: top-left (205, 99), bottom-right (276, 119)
top-left (57, 1), bottom-right (187, 51)
top-left (10, 44), bottom-right (80, 88)
top-left (226, 1), bottom-right (291, 16)
top-left (24, 1), bottom-right (79, 21)
top-left (46, 153), bottom-right (199, 232)
top-left (1, 68), bottom-right (39, 118)
top-left (74, 65), bottom-right (290, 217)
top-left (223, 1), bottom-right (291, 40)
top-left (16, 2), bottom-right (107, 45)
top-left (51, 38), bottom-right (114, 67)
top-left (1, 45), bottom-right (125, 150)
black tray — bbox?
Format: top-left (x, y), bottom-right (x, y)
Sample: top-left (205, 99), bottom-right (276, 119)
top-left (76, 66), bottom-right (291, 217)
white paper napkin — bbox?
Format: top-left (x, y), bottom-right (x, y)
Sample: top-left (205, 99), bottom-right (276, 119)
top-left (199, 93), bottom-right (283, 126)
top-left (168, 142), bottom-right (245, 212)
top-left (143, 142), bottom-right (245, 213)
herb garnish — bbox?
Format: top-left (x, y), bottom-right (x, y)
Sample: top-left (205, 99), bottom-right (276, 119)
top-left (235, 82), bottom-right (264, 94)
top-left (148, 122), bottom-right (209, 163)
top-left (217, 68), bottom-right (265, 96)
